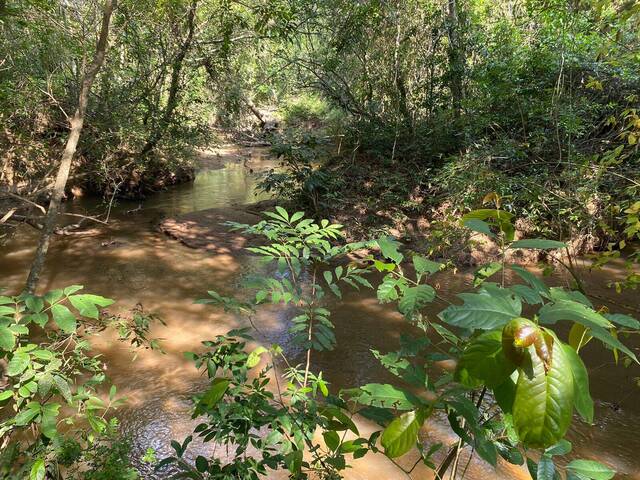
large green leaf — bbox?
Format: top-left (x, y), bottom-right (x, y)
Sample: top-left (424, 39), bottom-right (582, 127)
top-left (355, 383), bottom-right (422, 410)
top-left (513, 339), bottom-right (574, 448)
top-left (0, 325), bottom-right (15, 350)
top-left (377, 274), bottom-right (405, 303)
top-left (456, 330), bottom-right (515, 388)
top-left (376, 237), bottom-right (403, 264)
top-left (30, 458), bottom-right (45, 480)
top-left (536, 455), bottom-right (556, 480)
top-left (462, 209), bottom-right (514, 221)
top-left (539, 300), bottom-right (638, 363)
top-left (51, 304), bottom-right (76, 334)
top-left (412, 256), bottom-right (442, 278)
top-left (562, 344), bottom-right (593, 424)
top-left (439, 288), bottom-right (521, 330)
top-left (548, 288), bottom-right (592, 307)
top-left (566, 460), bottom-right (615, 480)
top-left (200, 379), bottom-right (230, 408)
top-left (605, 313), bottom-right (640, 329)
top-left (538, 300), bottom-right (612, 328)
top-left (398, 285), bottom-right (435, 317)
top-left (509, 265), bottom-right (550, 299)
top-left (381, 409), bottom-right (424, 458)
top-left (473, 262), bottom-right (503, 287)
top-left (7, 351), bottom-right (30, 376)
top-left (463, 219), bottom-right (495, 237)
top-left (69, 294), bottom-right (114, 319)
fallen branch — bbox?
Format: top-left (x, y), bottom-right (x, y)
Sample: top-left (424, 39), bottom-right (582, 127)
top-left (61, 212), bottom-right (109, 225)
top-left (1, 192), bottom-right (46, 214)
top-left (0, 208), bottom-right (17, 224)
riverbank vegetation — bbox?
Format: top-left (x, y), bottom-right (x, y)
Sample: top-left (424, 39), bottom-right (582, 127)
top-left (1, 0), bottom-right (639, 479)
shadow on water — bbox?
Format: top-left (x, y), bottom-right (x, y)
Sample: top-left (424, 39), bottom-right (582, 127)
top-left (1, 147), bottom-right (639, 479)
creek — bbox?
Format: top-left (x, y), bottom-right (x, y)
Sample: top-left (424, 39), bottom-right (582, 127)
top-left (1, 147), bottom-right (638, 479)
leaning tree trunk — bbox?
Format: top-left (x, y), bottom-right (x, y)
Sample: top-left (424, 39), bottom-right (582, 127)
top-left (25, 0), bottom-right (117, 294)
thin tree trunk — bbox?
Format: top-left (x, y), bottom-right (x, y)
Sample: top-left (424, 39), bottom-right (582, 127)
top-left (25, 0), bottom-right (117, 294)
top-left (446, 0), bottom-right (464, 119)
top-left (138, 0), bottom-right (198, 158)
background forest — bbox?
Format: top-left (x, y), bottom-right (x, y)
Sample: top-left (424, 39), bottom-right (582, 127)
top-left (1, 0), bottom-right (640, 479)
top-left (2, 0), bottom-right (639, 248)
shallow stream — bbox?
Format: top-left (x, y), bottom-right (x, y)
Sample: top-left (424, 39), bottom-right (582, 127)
top-left (1, 147), bottom-right (638, 479)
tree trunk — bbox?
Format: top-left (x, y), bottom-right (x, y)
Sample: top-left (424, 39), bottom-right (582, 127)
top-left (138, 0), bottom-right (198, 158)
top-left (25, 0), bottom-right (117, 294)
top-left (446, 0), bottom-right (464, 119)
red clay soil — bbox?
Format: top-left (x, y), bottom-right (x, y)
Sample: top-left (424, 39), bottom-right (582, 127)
top-left (159, 207), bottom-right (262, 254)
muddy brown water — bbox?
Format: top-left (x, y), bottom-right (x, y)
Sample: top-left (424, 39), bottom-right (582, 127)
top-left (1, 147), bottom-right (639, 479)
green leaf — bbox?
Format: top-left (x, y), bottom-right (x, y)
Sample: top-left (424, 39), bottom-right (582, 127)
top-left (195, 456), bottom-right (208, 473)
top-left (511, 285), bottom-right (543, 305)
top-left (323, 430), bottom-right (340, 451)
top-left (381, 410), bottom-right (423, 458)
top-left (412, 256), bottom-right (442, 277)
top-left (51, 305), bottom-right (76, 333)
top-left (473, 262), bottom-right (503, 287)
top-left (539, 300), bottom-right (611, 329)
top-left (285, 450), bottom-right (303, 474)
top-left (562, 344), bottom-right (593, 424)
top-left (605, 313), bottom-right (640, 329)
top-left (545, 439), bottom-right (572, 456)
top-left (439, 288), bottom-right (521, 330)
top-left (43, 290), bottom-right (63, 305)
top-left (456, 330), bottom-right (516, 388)
top-left (7, 351), bottom-right (30, 376)
top-left (0, 390), bottom-right (13, 402)
top-left (355, 383), bottom-right (422, 410)
top-left (398, 285), bottom-right (435, 317)
top-left (53, 376), bottom-right (73, 404)
top-left (377, 275), bottom-right (404, 303)
top-left (566, 460), bottom-right (615, 480)
top-left (539, 301), bottom-right (637, 363)
top-left (38, 373), bottom-right (54, 398)
top-left (290, 211), bottom-right (304, 223)
top-left (41, 403), bottom-right (60, 439)
top-left (510, 265), bottom-right (550, 298)
top-left (537, 455), bottom-right (556, 480)
top-left (463, 219), bottom-right (495, 237)
top-left (0, 325), bottom-right (15, 350)
top-left (200, 379), bottom-right (230, 408)
top-left (69, 294), bottom-right (113, 319)
top-left (474, 435), bottom-right (498, 467)
top-left (26, 312), bottom-right (48, 327)
top-left (63, 285), bottom-right (84, 296)
top-left (275, 206), bottom-right (289, 221)
top-left (463, 209), bottom-right (514, 222)
top-left (246, 346), bottom-right (268, 368)
top-left (25, 296), bottom-right (44, 313)
top-left (493, 377), bottom-right (517, 413)
top-left (513, 339), bottom-right (574, 448)
top-left (548, 288), bottom-right (592, 307)
top-left (509, 239), bottom-right (567, 250)
top-left (377, 237), bottom-right (403, 264)
top-left (14, 402), bottom-right (41, 426)
top-left (30, 458), bottom-right (45, 480)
